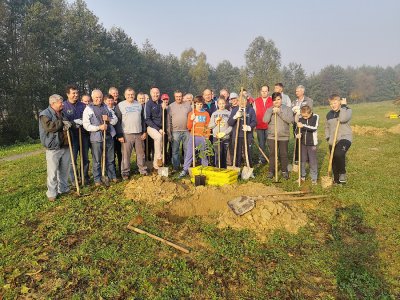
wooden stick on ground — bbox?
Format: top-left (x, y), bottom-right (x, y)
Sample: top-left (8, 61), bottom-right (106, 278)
top-left (127, 223), bottom-right (190, 254)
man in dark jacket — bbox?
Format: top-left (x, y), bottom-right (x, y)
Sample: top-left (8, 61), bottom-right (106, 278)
top-left (39, 94), bottom-right (72, 201)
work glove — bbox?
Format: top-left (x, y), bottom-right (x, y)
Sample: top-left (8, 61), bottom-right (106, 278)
top-left (233, 110), bottom-right (242, 120)
top-left (62, 120), bottom-right (72, 131)
top-left (74, 119), bottom-right (83, 126)
top-left (242, 125), bottom-right (251, 132)
top-left (190, 113), bottom-right (196, 121)
top-left (292, 106), bottom-right (300, 114)
top-left (272, 107), bottom-right (280, 114)
top-left (295, 133), bottom-right (302, 139)
top-left (216, 132), bottom-right (226, 139)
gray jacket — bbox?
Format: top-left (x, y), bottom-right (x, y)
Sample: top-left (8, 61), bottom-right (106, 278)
top-left (325, 105), bottom-right (352, 145)
top-left (208, 109), bottom-right (232, 140)
top-left (263, 105), bottom-right (294, 141)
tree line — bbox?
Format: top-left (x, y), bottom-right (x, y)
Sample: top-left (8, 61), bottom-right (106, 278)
top-left (1, 0), bottom-right (399, 145)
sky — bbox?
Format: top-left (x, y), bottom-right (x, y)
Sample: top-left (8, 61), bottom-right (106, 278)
top-left (75, 0), bottom-right (400, 75)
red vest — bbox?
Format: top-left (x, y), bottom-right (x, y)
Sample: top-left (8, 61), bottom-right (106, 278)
top-left (254, 96), bottom-right (273, 129)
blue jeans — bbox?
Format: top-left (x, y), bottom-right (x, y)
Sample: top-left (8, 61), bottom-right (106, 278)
top-left (172, 131), bottom-right (189, 170)
top-left (91, 135), bottom-right (116, 183)
top-left (70, 129), bottom-right (90, 183)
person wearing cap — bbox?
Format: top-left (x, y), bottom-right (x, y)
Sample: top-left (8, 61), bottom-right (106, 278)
top-left (115, 87), bottom-right (147, 179)
top-left (253, 85), bottom-right (273, 164)
top-left (167, 90), bottom-right (192, 171)
top-left (145, 87), bottom-right (167, 170)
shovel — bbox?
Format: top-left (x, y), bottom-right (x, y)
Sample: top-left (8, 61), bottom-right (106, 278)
top-left (79, 127), bottom-right (84, 186)
top-left (228, 193), bottom-right (327, 216)
top-left (273, 112), bottom-right (280, 183)
top-left (254, 140), bottom-right (269, 163)
top-left (322, 118), bottom-right (340, 188)
top-left (241, 105), bottom-right (254, 180)
top-left (101, 119), bottom-right (110, 187)
top-left (158, 106), bottom-right (169, 177)
top-left (66, 129), bottom-right (80, 195)
top-left (227, 110), bottom-right (241, 174)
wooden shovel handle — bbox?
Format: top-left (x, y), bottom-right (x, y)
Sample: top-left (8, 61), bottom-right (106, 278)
top-left (66, 129), bottom-right (80, 195)
top-left (328, 119), bottom-right (340, 176)
top-left (127, 224), bottom-right (190, 254)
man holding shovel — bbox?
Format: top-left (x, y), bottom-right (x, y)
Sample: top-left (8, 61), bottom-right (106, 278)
top-left (83, 89), bottom-right (118, 186)
top-left (263, 92), bottom-right (294, 180)
top-left (39, 94), bottom-right (72, 201)
top-left (228, 94), bottom-right (256, 169)
top-left (115, 87), bottom-right (148, 179)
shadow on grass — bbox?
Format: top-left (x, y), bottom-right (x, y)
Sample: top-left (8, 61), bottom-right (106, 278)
top-left (331, 204), bottom-right (392, 299)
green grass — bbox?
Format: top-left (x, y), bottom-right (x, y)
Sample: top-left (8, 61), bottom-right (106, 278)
top-left (0, 100), bottom-right (399, 298)
top-left (0, 141), bottom-right (42, 159)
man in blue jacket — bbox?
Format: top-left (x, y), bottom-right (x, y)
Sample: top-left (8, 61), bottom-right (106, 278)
top-left (39, 94), bottom-right (72, 201)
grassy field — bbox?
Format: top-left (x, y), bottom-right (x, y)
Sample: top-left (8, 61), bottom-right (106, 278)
top-left (1, 100), bottom-right (399, 299)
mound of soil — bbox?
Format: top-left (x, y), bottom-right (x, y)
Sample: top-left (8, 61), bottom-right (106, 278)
top-left (351, 124), bottom-right (400, 136)
top-left (125, 176), bottom-right (310, 237)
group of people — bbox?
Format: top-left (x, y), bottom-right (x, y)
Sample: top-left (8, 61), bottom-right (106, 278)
top-left (39, 83), bottom-right (352, 201)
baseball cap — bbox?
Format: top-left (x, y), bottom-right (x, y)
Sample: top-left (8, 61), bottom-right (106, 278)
top-left (229, 92), bottom-right (238, 99)
top-left (161, 94), bottom-right (169, 100)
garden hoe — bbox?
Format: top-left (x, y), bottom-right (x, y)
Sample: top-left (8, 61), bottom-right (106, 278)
top-left (158, 106), bottom-right (169, 177)
top-left (228, 192), bottom-right (327, 216)
top-left (66, 129), bottom-right (80, 196)
top-left (101, 120), bottom-right (110, 187)
top-left (322, 118), bottom-right (340, 188)
top-left (241, 105), bottom-right (254, 180)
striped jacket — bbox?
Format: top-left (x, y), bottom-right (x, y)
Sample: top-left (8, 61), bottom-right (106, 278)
top-left (298, 113), bottom-right (319, 146)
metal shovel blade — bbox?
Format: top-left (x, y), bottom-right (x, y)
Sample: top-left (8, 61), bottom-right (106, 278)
top-left (241, 166), bottom-right (254, 180)
top-left (158, 167), bottom-right (169, 177)
top-left (228, 196), bottom-right (256, 216)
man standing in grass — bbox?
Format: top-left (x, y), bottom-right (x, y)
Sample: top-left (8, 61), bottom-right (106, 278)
top-left (39, 94), bottom-right (72, 201)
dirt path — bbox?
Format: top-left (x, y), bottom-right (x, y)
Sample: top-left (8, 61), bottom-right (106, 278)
top-left (0, 149), bottom-right (44, 162)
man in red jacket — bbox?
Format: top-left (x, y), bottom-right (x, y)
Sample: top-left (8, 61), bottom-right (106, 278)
top-left (253, 85), bottom-right (273, 164)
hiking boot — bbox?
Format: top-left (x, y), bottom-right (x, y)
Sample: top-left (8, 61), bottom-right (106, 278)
top-left (179, 170), bottom-right (188, 178)
top-left (339, 174), bottom-right (347, 184)
top-left (267, 172), bottom-right (274, 179)
top-left (282, 172), bottom-right (289, 180)
top-left (157, 159), bottom-right (163, 167)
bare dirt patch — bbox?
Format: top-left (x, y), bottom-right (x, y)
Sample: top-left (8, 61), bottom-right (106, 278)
top-left (125, 176), bottom-right (314, 239)
top-left (351, 124), bottom-right (400, 136)
top-left (388, 124), bottom-right (400, 134)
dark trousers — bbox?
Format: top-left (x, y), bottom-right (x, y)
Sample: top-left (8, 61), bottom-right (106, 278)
top-left (214, 139), bottom-right (230, 169)
top-left (256, 129), bottom-right (268, 163)
top-left (267, 139), bottom-right (289, 174)
top-left (293, 124), bottom-right (300, 162)
top-left (235, 137), bottom-right (253, 168)
top-left (329, 139), bottom-right (351, 182)
top-left (145, 136), bottom-right (154, 161)
top-left (114, 137), bottom-right (122, 177)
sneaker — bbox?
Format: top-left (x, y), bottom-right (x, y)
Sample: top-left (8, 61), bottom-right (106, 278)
top-left (339, 174), bottom-right (347, 184)
top-left (311, 180), bottom-right (317, 185)
top-left (267, 172), bottom-right (274, 179)
top-left (112, 178), bottom-right (120, 183)
top-left (301, 177), bottom-right (306, 182)
top-left (179, 170), bottom-right (188, 178)
top-left (282, 172), bottom-right (289, 180)
top-left (140, 172), bottom-right (148, 176)
top-left (95, 182), bottom-right (102, 187)
top-left (122, 175), bottom-right (129, 181)
top-left (48, 197), bottom-right (56, 202)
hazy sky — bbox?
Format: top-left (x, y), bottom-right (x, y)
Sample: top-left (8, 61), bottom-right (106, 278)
top-left (77, 0), bottom-right (400, 75)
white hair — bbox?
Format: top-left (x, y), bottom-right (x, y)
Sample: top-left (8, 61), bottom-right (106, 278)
top-left (296, 85), bottom-right (305, 92)
top-left (49, 94), bottom-right (63, 105)
top-left (91, 89), bottom-right (103, 97)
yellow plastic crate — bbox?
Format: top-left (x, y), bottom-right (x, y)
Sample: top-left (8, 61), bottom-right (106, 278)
top-left (190, 166), bottom-right (238, 186)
